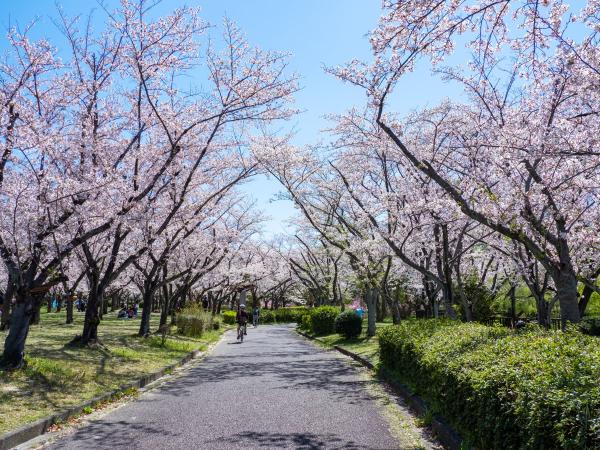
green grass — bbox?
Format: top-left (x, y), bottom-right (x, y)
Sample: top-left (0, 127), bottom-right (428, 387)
top-left (0, 310), bottom-right (227, 434)
top-left (305, 321), bottom-right (392, 367)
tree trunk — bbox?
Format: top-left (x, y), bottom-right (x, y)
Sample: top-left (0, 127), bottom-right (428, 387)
top-left (553, 267), bottom-right (581, 324)
top-left (111, 294), bottom-right (117, 312)
top-left (159, 285), bottom-right (169, 328)
top-left (1, 294), bottom-right (34, 369)
top-left (1, 277), bottom-right (15, 331)
top-left (31, 302), bottom-right (41, 325)
top-left (579, 284), bottom-right (595, 318)
top-left (509, 285), bottom-right (517, 326)
top-left (365, 288), bottom-right (377, 337)
top-left (138, 286), bottom-right (154, 337)
top-left (66, 296), bottom-right (74, 324)
top-left (78, 288), bottom-right (102, 345)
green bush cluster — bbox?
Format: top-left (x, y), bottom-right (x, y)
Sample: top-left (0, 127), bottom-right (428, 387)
top-left (222, 307), bottom-right (309, 325)
top-left (580, 317), bottom-right (600, 336)
top-left (378, 319), bottom-right (600, 449)
top-left (300, 306), bottom-right (340, 335)
top-left (273, 306), bottom-right (309, 323)
top-left (177, 307), bottom-right (216, 338)
top-left (222, 310), bottom-right (236, 325)
top-left (334, 310), bottom-right (362, 338)
top-left (246, 306), bottom-right (310, 324)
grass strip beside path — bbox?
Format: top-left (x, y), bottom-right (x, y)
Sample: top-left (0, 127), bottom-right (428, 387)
top-left (304, 321), bottom-right (392, 367)
top-left (0, 311), bottom-right (227, 435)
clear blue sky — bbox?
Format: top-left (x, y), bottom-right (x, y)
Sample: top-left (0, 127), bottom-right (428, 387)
top-left (0, 0), bottom-right (461, 237)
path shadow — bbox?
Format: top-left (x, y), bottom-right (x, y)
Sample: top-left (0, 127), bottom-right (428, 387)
top-left (50, 419), bottom-right (175, 449)
top-left (213, 430), bottom-right (388, 449)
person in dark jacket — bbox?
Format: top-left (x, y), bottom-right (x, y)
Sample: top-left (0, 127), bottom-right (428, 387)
top-left (236, 305), bottom-right (249, 339)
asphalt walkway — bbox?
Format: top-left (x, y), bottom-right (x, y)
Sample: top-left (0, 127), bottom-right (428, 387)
top-left (46, 325), bottom-right (434, 450)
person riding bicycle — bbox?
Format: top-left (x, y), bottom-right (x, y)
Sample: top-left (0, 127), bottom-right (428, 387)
top-left (236, 305), bottom-right (249, 340)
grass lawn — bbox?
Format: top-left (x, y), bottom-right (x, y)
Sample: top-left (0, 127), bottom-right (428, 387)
top-left (306, 321), bottom-right (392, 367)
top-left (0, 310), bottom-right (227, 435)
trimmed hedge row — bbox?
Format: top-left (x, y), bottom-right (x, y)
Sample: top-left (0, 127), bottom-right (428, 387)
top-left (258, 306), bottom-right (310, 324)
top-left (298, 306), bottom-right (340, 335)
top-left (378, 320), bottom-right (600, 449)
top-left (222, 307), bottom-right (309, 325)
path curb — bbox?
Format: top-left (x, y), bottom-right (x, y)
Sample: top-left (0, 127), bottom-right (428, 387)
top-left (296, 329), bottom-right (462, 450)
top-left (0, 339), bottom-right (216, 450)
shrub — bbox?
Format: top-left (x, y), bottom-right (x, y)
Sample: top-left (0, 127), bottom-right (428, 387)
top-left (260, 309), bottom-right (275, 324)
top-left (274, 306), bottom-right (309, 323)
top-left (334, 310), bottom-right (363, 338)
top-left (308, 306), bottom-right (340, 335)
top-left (177, 306), bottom-right (214, 337)
top-left (212, 318), bottom-right (221, 330)
top-left (580, 317), bottom-right (600, 336)
top-left (222, 310), bottom-right (236, 325)
top-left (378, 319), bottom-right (600, 449)
top-left (299, 313), bottom-right (312, 331)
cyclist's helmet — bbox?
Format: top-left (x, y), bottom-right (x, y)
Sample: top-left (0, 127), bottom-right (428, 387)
top-left (241, 304), bottom-right (246, 309)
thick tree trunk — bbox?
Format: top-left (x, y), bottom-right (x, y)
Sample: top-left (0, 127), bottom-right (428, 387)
top-left (78, 288), bottom-right (102, 345)
top-left (66, 296), bottom-right (74, 325)
top-left (1, 294), bottom-right (34, 369)
top-left (365, 288), bottom-right (377, 337)
top-left (387, 288), bottom-right (401, 324)
top-left (138, 287), bottom-right (154, 337)
top-left (536, 295), bottom-right (549, 327)
top-left (553, 267), bottom-right (581, 324)
top-left (31, 302), bottom-right (41, 325)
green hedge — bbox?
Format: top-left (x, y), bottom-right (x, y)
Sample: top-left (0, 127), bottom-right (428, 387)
top-left (305, 306), bottom-right (340, 335)
top-left (223, 307), bottom-right (309, 325)
top-left (334, 310), bottom-right (362, 338)
top-left (222, 310), bottom-right (236, 325)
top-left (378, 320), bottom-right (600, 449)
top-left (254, 307), bottom-right (309, 324)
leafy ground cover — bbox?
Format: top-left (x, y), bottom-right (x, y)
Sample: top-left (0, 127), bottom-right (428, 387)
top-left (378, 319), bottom-right (600, 449)
top-left (0, 311), bottom-right (227, 434)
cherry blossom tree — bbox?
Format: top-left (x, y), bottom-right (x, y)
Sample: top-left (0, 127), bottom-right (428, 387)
top-left (0, 0), bottom-right (298, 369)
top-left (332, 0), bottom-right (600, 323)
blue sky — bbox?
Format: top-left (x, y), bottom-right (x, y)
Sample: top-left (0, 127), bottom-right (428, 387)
top-left (0, 0), bottom-right (461, 237)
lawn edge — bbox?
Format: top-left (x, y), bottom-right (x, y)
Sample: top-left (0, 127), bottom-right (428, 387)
top-left (0, 330), bottom-right (228, 450)
top-left (296, 329), bottom-right (463, 450)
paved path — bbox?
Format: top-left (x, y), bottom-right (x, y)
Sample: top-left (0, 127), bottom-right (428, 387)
top-left (46, 325), bottom-right (427, 450)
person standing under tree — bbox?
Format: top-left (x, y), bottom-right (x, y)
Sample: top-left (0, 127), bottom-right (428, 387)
top-left (253, 306), bottom-right (260, 327)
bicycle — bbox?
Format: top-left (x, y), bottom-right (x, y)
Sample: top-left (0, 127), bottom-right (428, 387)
top-left (237, 323), bottom-right (245, 342)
